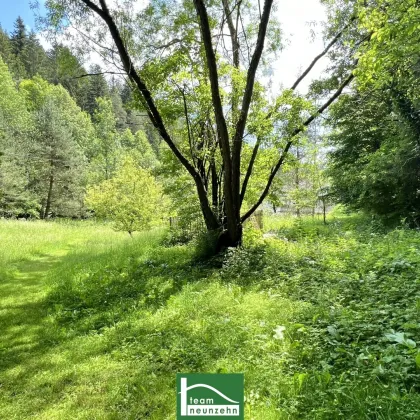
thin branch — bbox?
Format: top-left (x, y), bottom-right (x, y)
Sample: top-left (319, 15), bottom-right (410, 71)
top-left (147, 38), bottom-right (182, 50)
top-left (74, 71), bottom-right (126, 79)
top-left (222, 0), bottom-right (240, 68)
top-left (239, 10), bottom-right (251, 64)
top-left (241, 70), bottom-right (355, 222)
top-left (240, 17), bottom-right (358, 205)
top-left (291, 16), bottom-right (356, 91)
top-left (72, 25), bottom-right (118, 55)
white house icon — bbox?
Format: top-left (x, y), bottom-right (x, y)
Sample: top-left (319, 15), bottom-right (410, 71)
top-left (179, 377), bottom-right (240, 416)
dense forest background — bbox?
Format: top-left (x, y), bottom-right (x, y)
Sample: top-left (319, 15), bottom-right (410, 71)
top-left (0, 17), bottom-right (161, 220)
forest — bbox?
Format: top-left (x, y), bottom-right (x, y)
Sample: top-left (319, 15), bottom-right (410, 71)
top-left (0, 0), bottom-right (419, 418)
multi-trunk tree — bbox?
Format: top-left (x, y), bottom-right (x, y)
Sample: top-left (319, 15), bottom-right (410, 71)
top-left (45, 0), bottom-right (368, 247)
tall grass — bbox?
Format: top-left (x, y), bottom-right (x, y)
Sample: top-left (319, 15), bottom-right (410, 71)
top-left (0, 217), bottom-right (419, 419)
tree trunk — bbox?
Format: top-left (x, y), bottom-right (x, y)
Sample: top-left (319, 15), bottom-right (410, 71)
top-left (295, 144), bottom-right (300, 218)
top-left (44, 173), bottom-right (54, 219)
top-left (39, 202), bottom-right (45, 220)
top-left (216, 222), bottom-right (243, 252)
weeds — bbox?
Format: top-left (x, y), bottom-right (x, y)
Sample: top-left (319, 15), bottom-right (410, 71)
top-left (0, 216), bottom-right (419, 418)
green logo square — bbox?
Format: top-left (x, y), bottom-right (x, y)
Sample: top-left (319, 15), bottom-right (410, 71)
top-left (176, 373), bottom-right (244, 419)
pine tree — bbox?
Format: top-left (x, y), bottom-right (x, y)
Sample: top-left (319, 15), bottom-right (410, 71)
top-left (32, 98), bottom-right (86, 218)
top-left (10, 17), bottom-right (27, 56)
top-left (0, 26), bottom-right (26, 79)
top-left (81, 64), bottom-right (109, 116)
top-left (21, 31), bottom-right (49, 78)
top-left (0, 27), bottom-right (14, 68)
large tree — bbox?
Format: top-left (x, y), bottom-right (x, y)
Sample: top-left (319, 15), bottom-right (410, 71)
top-left (45, 0), bottom-right (364, 247)
top-left (19, 76), bottom-right (93, 218)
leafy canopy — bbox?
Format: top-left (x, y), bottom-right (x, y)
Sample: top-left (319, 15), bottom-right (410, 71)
top-left (85, 157), bottom-right (165, 235)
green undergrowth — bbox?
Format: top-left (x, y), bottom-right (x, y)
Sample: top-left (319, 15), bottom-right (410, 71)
top-left (0, 216), bottom-right (419, 418)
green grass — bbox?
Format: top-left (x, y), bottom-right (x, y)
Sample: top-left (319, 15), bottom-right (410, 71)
top-left (0, 216), bottom-right (419, 418)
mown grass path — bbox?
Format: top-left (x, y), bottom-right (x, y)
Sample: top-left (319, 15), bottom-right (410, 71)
top-left (0, 221), bottom-right (134, 419)
top-left (0, 250), bottom-right (68, 372)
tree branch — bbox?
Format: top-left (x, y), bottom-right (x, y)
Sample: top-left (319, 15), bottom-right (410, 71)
top-left (240, 17), bottom-right (357, 205)
top-left (193, 0), bottom-right (235, 232)
top-left (74, 71), bottom-right (126, 79)
top-left (229, 0), bottom-right (273, 224)
top-left (222, 0), bottom-right (240, 68)
top-left (81, 0), bottom-right (220, 229)
top-left (193, 0), bottom-right (231, 167)
top-left (147, 38), bottom-right (182, 50)
top-left (239, 136), bottom-right (261, 204)
top-left (241, 70), bottom-right (355, 222)
top-left (291, 16), bottom-right (356, 91)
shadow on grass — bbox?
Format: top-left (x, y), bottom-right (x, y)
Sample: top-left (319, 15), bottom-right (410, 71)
top-left (0, 242), bottom-right (219, 418)
top-left (44, 244), bottom-right (214, 330)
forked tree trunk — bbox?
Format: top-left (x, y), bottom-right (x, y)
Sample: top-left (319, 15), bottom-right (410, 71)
top-left (79, 0), bottom-right (358, 252)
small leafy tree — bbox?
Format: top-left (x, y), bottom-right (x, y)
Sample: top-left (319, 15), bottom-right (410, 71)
top-left (85, 157), bottom-right (164, 235)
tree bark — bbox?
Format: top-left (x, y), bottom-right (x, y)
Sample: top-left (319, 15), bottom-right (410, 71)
top-left (44, 173), bottom-right (54, 219)
top-left (193, 0), bottom-right (239, 245)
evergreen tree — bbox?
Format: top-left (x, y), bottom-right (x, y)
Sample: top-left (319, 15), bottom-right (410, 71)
top-left (17, 76), bottom-right (93, 217)
top-left (0, 25), bottom-right (26, 79)
top-left (32, 98), bottom-right (86, 218)
top-left (0, 27), bottom-right (14, 69)
top-left (82, 64), bottom-right (109, 116)
top-left (19, 31), bottom-right (49, 79)
top-left (10, 17), bottom-right (27, 57)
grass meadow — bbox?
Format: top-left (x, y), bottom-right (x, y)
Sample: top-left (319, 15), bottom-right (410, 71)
top-left (0, 216), bottom-right (419, 419)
